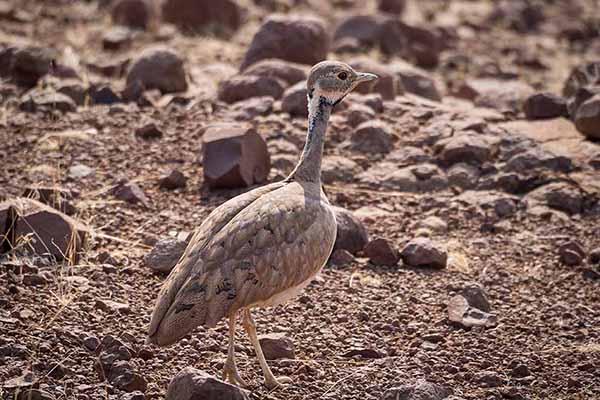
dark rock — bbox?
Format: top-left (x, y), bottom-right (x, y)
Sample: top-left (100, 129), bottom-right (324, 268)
top-left (125, 46), bottom-right (187, 95)
top-left (258, 333), bottom-right (295, 360)
top-left (88, 85), bottom-right (121, 105)
top-left (400, 238), bottom-right (447, 268)
top-left (350, 120), bottom-right (393, 154)
top-left (447, 163), bottom-right (479, 189)
top-left (22, 273), bottom-right (48, 286)
top-left (165, 368), bottom-right (247, 400)
top-left (144, 237), bottom-right (189, 273)
top-left (218, 75), bottom-right (285, 104)
top-left (8, 45), bottom-right (56, 88)
top-left (364, 238), bottom-right (400, 266)
top-left (342, 348), bottom-right (383, 359)
top-left (563, 62), bottom-right (600, 99)
top-left (346, 103), bottom-right (375, 127)
top-left (332, 206), bottom-right (369, 254)
top-left (511, 363), bottom-right (531, 378)
top-left (504, 148), bottom-right (573, 173)
top-left (159, 169), bottom-right (187, 190)
top-left (21, 186), bottom-right (76, 215)
top-left (328, 249), bottom-right (355, 266)
top-left (525, 182), bottom-right (583, 215)
top-left (108, 361), bottom-right (147, 392)
top-left (574, 94), bottom-right (600, 139)
top-left (590, 248), bottom-right (600, 264)
top-left (454, 78), bottom-right (534, 113)
top-left (567, 85), bottom-right (600, 118)
top-left (57, 80), bottom-right (87, 105)
top-left (162, 0), bottom-right (241, 35)
top-left (135, 122), bottom-right (163, 140)
top-left (229, 96), bottom-right (274, 121)
top-left (242, 59), bottom-right (307, 85)
top-left (20, 89), bottom-right (76, 113)
top-left (377, 0), bottom-right (406, 15)
top-left (461, 282), bottom-right (491, 312)
top-left (83, 336), bottom-right (101, 352)
top-left (333, 15), bottom-right (383, 49)
top-left (281, 81), bottom-right (308, 117)
top-left (382, 379), bottom-right (451, 400)
top-left (392, 63), bottom-right (441, 101)
top-left (241, 15), bottom-right (328, 70)
top-left (523, 92), bottom-right (568, 119)
top-left (558, 241), bottom-right (586, 266)
top-left (112, 181), bottom-right (150, 207)
top-left (202, 124), bottom-right (270, 189)
top-left (111, 0), bottom-right (155, 29)
top-left (0, 198), bottom-right (89, 261)
top-left (435, 132), bottom-right (498, 167)
top-left (15, 389), bottom-right (54, 400)
top-left (475, 371), bottom-right (503, 388)
top-left (380, 20), bottom-right (441, 68)
top-left (103, 26), bottom-right (135, 51)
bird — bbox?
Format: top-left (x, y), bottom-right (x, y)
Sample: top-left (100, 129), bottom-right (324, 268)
top-left (146, 60), bottom-right (378, 389)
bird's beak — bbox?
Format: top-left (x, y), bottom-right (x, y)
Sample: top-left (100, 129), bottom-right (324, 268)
top-left (355, 72), bottom-right (378, 85)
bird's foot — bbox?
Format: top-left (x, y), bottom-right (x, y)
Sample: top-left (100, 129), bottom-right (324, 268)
top-left (265, 375), bottom-right (293, 390)
top-left (223, 364), bottom-right (249, 388)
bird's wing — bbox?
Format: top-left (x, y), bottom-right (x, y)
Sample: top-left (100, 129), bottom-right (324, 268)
top-left (147, 181), bottom-right (286, 343)
top-left (148, 181), bottom-right (336, 346)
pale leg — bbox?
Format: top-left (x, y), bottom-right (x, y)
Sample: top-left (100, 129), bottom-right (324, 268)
top-left (223, 312), bottom-right (248, 387)
top-left (242, 309), bottom-right (292, 389)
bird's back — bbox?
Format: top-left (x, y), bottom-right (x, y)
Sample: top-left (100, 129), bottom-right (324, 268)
top-left (147, 180), bottom-right (336, 346)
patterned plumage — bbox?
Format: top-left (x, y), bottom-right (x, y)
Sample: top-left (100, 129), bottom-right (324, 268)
top-left (147, 61), bottom-right (377, 389)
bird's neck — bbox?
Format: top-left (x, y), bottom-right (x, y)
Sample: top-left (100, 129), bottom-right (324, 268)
top-left (288, 95), bottom-right (332, 183)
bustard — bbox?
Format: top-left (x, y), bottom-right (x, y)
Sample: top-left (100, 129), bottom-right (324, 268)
top-left (147, 61), bottom-right (378, 389)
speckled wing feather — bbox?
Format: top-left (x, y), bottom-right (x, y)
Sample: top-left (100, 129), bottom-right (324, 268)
top-left (148, 181), bottom-right (337, 346)
top-left (148, 181), bottom-right (285, 344)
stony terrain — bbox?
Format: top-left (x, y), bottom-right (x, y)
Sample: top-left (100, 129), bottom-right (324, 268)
top-left (1, 0), bottom-right (599, 399)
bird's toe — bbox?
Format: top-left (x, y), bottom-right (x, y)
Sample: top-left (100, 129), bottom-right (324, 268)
top-left (266, 375), bottom-right (293, 389)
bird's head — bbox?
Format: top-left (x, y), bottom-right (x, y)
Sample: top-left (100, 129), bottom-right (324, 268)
top-left (307, 60), bottom-right (378, 108)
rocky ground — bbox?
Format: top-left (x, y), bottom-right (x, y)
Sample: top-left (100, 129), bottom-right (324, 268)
top-left (1, 0), bottom-right (600, 399)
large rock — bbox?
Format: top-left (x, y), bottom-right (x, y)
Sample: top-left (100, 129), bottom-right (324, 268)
top-left (435, 132), bottom-right (499, 166)
top-left (454, 78), bottom-right (534, 112)
top-left (332, 206), bottom-right (369, 254)
top-left (523, 92), bottom-right (568, 119)
top-left (162, 0), bottom-right (242, 35)
top-left (3, 45), bottom-right (56, 88)
top-left (364, 238), bottom-right (399, 266)
top-left (321, 155), bottom-right (361, 183)
top-left (382, 379), bottom-right (451, 400)
top-left (202, 124), bottom-right (270, 188)
top-left (242, 59), bottom-right (307, 86)
top-left (525, 182), bottom-right (583, 215)
top-left (380, 20), bottom-right (441, 68)
top-left (377, 0), bottom-right (406, 15)
top-left (281, 81), bottom-right (308, 117)
top-left (258, 333), bottom-right (295, 360)
top-left (241, 15), bottom-right (328, 70)
top-left (0, 198), bottom-right (88, 262)
top-left (166, 368), bottom-right (247, 400)
top-left (20, 89), bottom-right (76, 113)
top-left (447, 295), bottom-right (497, 329)
top-left (21, 186), bottom-right (76, 215)
top-left (111, 0), bottom-right (155, 29)
top-left (333, 15), bottom-right (383, 49)
top-left (350, 120), bottom-right (394, 154)
top-left (563, 62), bottom-right (600, 99)
top-left (400, 238), bottom-right (447, 269)
top-left (218, 75), bottom-right (285, 104)
top-left (390, 62), bottom-right (441, 101)
top-left (574, 94), bottom-right (600, 139)
top-left (125, 47), bottom-right (187, 96)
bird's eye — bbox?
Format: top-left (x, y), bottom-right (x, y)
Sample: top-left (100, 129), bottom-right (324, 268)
top-left (337, 72), bottom-right (348, 80)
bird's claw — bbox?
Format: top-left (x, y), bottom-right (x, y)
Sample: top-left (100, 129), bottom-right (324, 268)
top-left (265, 375), bottom-right (293, 390)
top-left (223, 364), bottom-right (249, 388)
